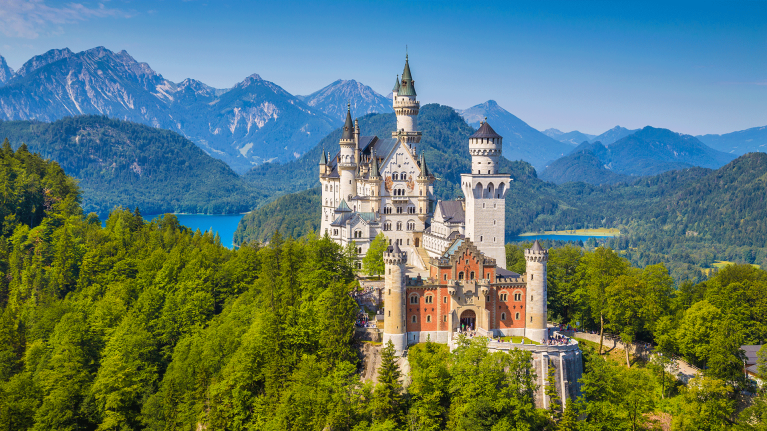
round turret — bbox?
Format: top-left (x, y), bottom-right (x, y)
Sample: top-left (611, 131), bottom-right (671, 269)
top-left (524, 240), bottom-right (549, 342)
top-left (383, 241), bottom-right (408, 354)
top-left (339, 104), bottom-right (357, 203)
top-left (469, 120), bottom-right (503, 175)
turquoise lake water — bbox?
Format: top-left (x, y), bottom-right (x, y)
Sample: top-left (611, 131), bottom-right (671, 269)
top-left (143, 214), bottom-right (245, 249)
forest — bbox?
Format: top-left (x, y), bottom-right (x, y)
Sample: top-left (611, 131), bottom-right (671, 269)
top-left (0, 117), bottom-right (267, 215)
top-left (0, 137), bottom-right (766, 430)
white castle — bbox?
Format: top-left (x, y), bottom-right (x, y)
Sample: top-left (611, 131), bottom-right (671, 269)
top-left (319, 55), bottom-right (510, 269)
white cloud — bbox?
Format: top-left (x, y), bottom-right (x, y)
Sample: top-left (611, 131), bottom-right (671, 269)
top-left (0, 0), bottom-right (129, 39)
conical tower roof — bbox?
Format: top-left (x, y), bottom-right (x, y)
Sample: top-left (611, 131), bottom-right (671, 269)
top-left (470, 120), bottom-right (502, 139)
top-left (370, 153), bottom-right (380, 178)
top-left (531, 239), bottom-right (543, 252)
top-left (341, 104), bottom-right (354, 141)
top-left (398, 55), bottom-right (417, 96)
top-left (392, 241), bottom-right (402, 254)
top-left (319, 148), bottom-right (327, 165)
top-left (392, 75), bottom-right (401, 93)
top-left (419, 152), bottom-right (430, 178)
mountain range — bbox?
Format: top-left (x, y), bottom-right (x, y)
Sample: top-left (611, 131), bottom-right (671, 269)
top-left (0, 116), bottom-right (266, 215)
top-left (457, 100), bottom-right (571, 170)
top-left (697, 125), bottom-right (767, 156)
top-left (297, 79), bottom-right (393, 122)
top-left (540, 126), bottom-right (736, 184)
top-left (543, 129), bottom-right (596, 146)
top-left (0, 48), bottom-right (392, 173)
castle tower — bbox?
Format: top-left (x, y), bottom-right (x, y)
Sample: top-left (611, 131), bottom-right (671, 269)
top-left (392, 55), bottom-right (422, 147)
top-left (524, 240), bottom-right (549, 343)
top-left (460, 120), bottom-right (509, 268)
top-left (383, 241), bottom-right (408, 354)
top-left (339, 105), bottom-right (357, 203)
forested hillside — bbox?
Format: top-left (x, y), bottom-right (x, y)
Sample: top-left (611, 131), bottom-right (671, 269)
top-left (234, 187), bottom-right (321, 244)
top-left (0, 116), bottom-right (265, 215)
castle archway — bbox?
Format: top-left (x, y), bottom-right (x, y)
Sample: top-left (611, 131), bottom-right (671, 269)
top-left (459, 309), bottom-right (476, 331)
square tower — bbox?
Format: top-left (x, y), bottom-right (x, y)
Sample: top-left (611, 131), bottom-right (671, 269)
top-left (461, 121), bottom-right (510, 268)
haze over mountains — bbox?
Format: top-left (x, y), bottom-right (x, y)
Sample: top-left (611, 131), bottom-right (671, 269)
top-left (540, 127), bottom-right (736, 184)
top-left (697, 126), bottom-right (767, 156)
top-left (543, 129), bottom-right (596, 146)
top-left (458, 100), bottom-right (571, 170)
top-left (0, 48), bottom-right (393, 173)
top-left (297, 79), bottom-right (393, 122)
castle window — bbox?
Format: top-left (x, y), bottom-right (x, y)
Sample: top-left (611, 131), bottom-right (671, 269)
top-left (425, 295), bottom-right (433, 304)
top-left (384, 222), bottom-right (391, 231)
top-left (393, 172), bottom-right (399, 180)
top-left (333, 229), bottom-right (338, 235)
top-left (501, 312), bottom-right (506, 321)
top-left (407, 221), bottom-right (415, 230)
top-left (516, 313), bottom-right (520, 320)
top-left (531, 295), bottom-right (534, 301)
top-left (480, 236), bottom-right (483, 242)
top-left (407, 239), bottom-right (410, 245)
top-left (531, 274), bottom-right (534, 280)
top-left (388, 310), bottom-right (390, 317)
top-left (501, 293), bottom-right (508, 301)
top-left (443, 274), bottom-right (447, 281)
top-left (470, 271), bottom-right (475, 280)
top-left (396, 222), bottom-right (402, 231)
top-left (443, 297), bottom-right (448, 304)
top-left (402, 173), bottom-right (407, 181)
top-left (410, 295), bottom-right (418, 304)
top-left (397, 206), bottom-right (403, 214)
top-left (412, 315), bottom-right (417, 323)
top-left (458, 272), bottom-right (464, 280)
top-left (483, 203), bottom-right (486, 209)
top-left (444, 315), bottom-right (448, 322)
top-left (514, 293), bottom-right (522, 301)
top-left (493, 237), bottom-right (496, 243)
top-left (426, 315), bottom-right (431, 323)
top-left (531, 317), bottom-right (533, 322)
top-left (357, 247), bottom-right (362, 254)
top-left (493, 220), bottom-right (496, 225)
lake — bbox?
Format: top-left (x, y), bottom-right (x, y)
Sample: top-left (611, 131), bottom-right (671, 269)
top-left (143, 214), bottom-right (245, 249)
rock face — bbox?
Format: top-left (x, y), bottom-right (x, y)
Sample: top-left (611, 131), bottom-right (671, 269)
top-left (697, 125), bottom-right (767, 156)
top-left (0, 55), bottom-right (15, 86)
top-left (458, 100), bottom-right (572, 171)
top-left (0, 47), bottom-right (337, 173)
top-left (298, 79), bottom-right (393, 123)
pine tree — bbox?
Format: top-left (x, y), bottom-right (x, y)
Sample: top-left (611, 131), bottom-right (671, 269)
top-left (545, 361), bottom-right (561, 420)
top-left (557, 402), bottom-right (578, 431)
top-left (372, 340), bottom-right (403, 425)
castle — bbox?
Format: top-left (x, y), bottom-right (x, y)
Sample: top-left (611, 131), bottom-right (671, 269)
top-left (321, 55), bottom-right (582, 408)
top-left (319, 55), bottom-right (508, 269)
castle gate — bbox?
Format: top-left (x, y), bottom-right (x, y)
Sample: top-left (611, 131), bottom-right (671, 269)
top-left (459, 310), bottom-right (476, 331)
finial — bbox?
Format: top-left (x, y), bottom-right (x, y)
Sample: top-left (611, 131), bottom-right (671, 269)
top-left (347, 101), bottom-right (350, 111)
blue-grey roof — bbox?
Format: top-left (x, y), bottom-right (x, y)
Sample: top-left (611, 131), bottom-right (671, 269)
top-left (470, 121), bottom-right (502, 139)
top-left (443, 238), bottom-right (464, 258)
top-left (437, 200), bottom-right (465, 224)
top-left (364, 137), bottom-right (398, 160)
top-left (496, 268), bottom-right (520, 279)
top-left (336, 200), bottom-right (352, 213)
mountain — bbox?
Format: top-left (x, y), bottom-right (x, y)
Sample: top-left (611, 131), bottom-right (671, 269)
top-left (458, 100), bottom-right (571, 170)
top-left (0, 47), bottom-right (336, 173)
top-left (297, 79), bottom-right (393, 123)
top-left (0, 116), bottom-right (266, 215)
top-left (0, 55), bottom-right (13, 86)
top-left (697, 125), bottom-right (767, 155)
top-left (590, 126), bottom-right (637, 146)
top-left (238, 104), bottom-right (537, 243)
top-left (540, 127), bottom-right (736, 184)
top-left (543, 128), bottom-right (596, 146)
top-left (539, 144), bottom-right (630, 185)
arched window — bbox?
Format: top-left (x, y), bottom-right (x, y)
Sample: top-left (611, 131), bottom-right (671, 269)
top-left (474, 182), bottom-right (483, 199)
top-left (497, 182), bottom-right (506, 198)
top-left (396, 221), bottom-right (403, 231)
top-left (426, 315), bottom-right (431, 323)
top-left (480, 235), bottom-right (483, 242)
top-left (458, 272), bottom-right (464, 280)
top-left (412, 315), bottom-right (417, 323)
top-left (425, 295), bottom-right (433, 304)
top-left (407, 221), bottom-right (415, 231)
top-left (443, 274), bottom-right (447, 281)
top-left (486, 183), bottom-right (494, 199)
top-left (410, 294), bottom-right (419, 304)
top-left (401, 173), bottom-right (407, 181)
top-left (384, 222), bottom-right (391, 231)
top-left (499, 292), bottom-right (508, 301)
top-left (470, 271), bottom-right (475, 280)
top-left (514, 292), bottom-right (522, 301)
top-left (393, 172), bottom-right (399, 180)
top-left (516, 313), bottom-right (520, 320)
top-left (501, 312), bottom-right (506, 321)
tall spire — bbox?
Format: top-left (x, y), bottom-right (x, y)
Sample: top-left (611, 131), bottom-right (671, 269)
top-left (392, 75), bottom-right (401, 93)
top-left (419, 151), bottom-right (430, 178)
top-left (370, 152), bottom-right (380, 178)
top-left (319, 148), bottom-right (327, 165)
top-left (399, 54), bottom-right (416, 96)
top-left (341, 102), bottom-right (354, 140)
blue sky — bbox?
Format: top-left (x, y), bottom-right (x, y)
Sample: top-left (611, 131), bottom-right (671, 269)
top-left (0, 0), bottom-right (765, 135)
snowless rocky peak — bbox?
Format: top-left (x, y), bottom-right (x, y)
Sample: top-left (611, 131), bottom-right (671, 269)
top-left (15, 48), bottom-right (74, 78)
top-left (177, 78), bottom-right (216, 97)
top-left (0, 55), bottom-right (14, 86)
top-left (300, 79), bottom-right (392, 123)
